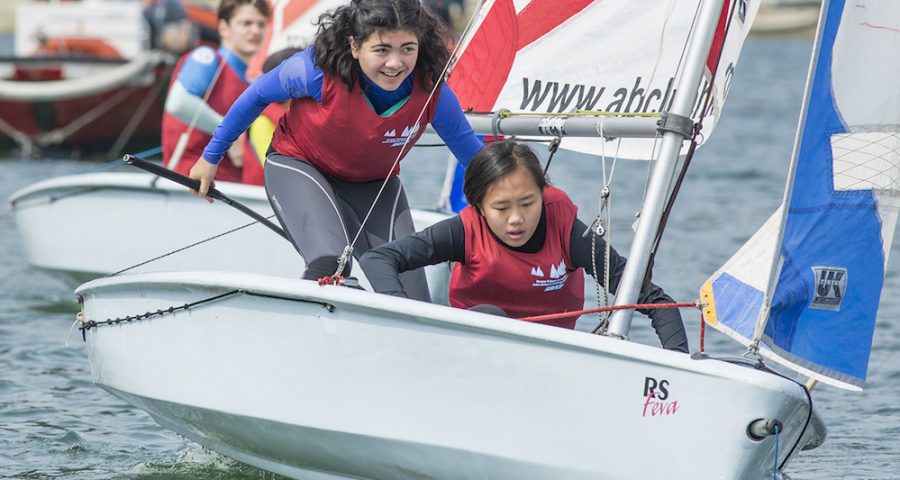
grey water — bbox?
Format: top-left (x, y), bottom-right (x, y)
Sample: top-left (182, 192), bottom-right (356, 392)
top-left (2, 36), bottom-right (899, 479)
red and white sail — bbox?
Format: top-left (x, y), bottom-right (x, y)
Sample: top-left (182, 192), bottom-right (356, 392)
top-left (449, 0), bottom-right (760, 159)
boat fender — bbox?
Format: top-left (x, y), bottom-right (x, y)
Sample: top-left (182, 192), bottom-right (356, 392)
top-left (747, 418), bottom-right (783, 441)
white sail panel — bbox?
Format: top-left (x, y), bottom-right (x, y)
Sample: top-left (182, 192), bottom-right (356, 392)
top-left (701, 208), bottom-right (782, 343)
top-left (831, 2), bottom-right (900, 132)
top-left (450, 0), bottom-right (759, 159)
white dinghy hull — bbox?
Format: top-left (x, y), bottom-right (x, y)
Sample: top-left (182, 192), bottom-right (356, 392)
top-left (9, 172), bottom-right (451, 300)
top-left (77, 272), bottom-right (821, 480)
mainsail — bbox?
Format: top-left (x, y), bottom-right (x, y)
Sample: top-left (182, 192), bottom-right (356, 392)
top-left (449, 0), bottom-right (760, 159)
top-left (702, 0), bottom-right (900, 390)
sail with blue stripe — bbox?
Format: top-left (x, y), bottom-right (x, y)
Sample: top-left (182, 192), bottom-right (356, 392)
top-left (701, 0), bottom-right (900, 391)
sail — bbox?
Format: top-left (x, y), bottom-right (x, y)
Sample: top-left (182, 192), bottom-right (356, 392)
top-left (702, 0), bottom-right (900, 391)
top-left (448, 0), bottom-right (759, 159)
top-left (247, 0), bottom-right (345, 78)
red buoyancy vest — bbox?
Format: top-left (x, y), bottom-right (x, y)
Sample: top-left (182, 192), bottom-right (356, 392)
top-left (449, 186), bottom-right (585, 329)
top-left (162, 49), bottom-right (247, 182)
top-left (271, 74), bottom-right (440, 182)
top-left (241, 102), bottom-right (286, 186)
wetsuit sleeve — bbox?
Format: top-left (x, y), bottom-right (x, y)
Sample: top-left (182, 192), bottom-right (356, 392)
top-left (360, 217), bottom-right (466, 298)
top-left (165, 82), bottom-right (223, 134)
top-left (177, 46), bottom-right (218, 95)
top-left (430, 84), bottom-right (484, 169)
top-left (164, 46), bottom-right (222, 134)
top-left (202, 50), bottom-right (323, 164)
top-left (570, 218), bottom-right (689, 353)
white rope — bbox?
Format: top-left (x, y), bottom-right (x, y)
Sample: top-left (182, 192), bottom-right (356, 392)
top-left (335, 5), bottom-right (486, 274)
top-left (590, 116), bottom-right (626, 334)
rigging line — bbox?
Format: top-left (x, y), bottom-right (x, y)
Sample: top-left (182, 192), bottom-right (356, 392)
top-left (107, 59), bottom-right (173, 158)
top-left (590, 123), bottom-right (622, 334)
top-left (37, 86), bottom-right (136, 145)
top-left (413, 137), bottom-right (552, 147)
top-left (78, 289), bottom-right (335, 337)
top-left (644, 0), bottom-right (677, 94)
top-left (519, 301), bottom-right (700, 323)
top-left (641, 0), bottom-right (738, 290)
top-left (753, 363), bottom-right (815, 472)
top-left (79, 289), bottom-right (243, 335)
top-left (105, 215), bottom-right (277, 277)
top-left (542, 136), bottom-right (561, 175)
top-left (336, 6), bottom-right (486, 274)
top-left (593, 119), bottom-right (612, 331)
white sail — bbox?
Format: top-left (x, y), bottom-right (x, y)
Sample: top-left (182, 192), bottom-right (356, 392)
top-left (449, 0), bottom-right (760, 159)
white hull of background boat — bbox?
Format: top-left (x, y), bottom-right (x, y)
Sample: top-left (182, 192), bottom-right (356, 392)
top-left (8, 172), bottom-right (451, 301)
top-left (76, 271), bottom-right (823, 480)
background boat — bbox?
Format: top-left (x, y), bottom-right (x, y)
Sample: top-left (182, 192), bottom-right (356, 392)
top-left (0, 0), bottom-right (218, 159)
top-left (8, 169), bottom-right (454, 302)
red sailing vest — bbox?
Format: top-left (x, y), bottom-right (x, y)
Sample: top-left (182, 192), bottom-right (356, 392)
top-left (241, 102), bottom-right (286, 185)
top-left (271, 74), bottom-right (440, 182)
top-left (449, 186), bottom-right (585, 329)
top-left (162, 49), bottom-right (247, 182)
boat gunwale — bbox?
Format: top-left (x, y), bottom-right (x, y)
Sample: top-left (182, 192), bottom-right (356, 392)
top-left (77, 270), bottom-right (809, 393)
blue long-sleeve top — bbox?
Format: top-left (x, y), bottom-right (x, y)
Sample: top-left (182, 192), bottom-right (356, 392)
top-left (202, 47), bottom-right (483, 167)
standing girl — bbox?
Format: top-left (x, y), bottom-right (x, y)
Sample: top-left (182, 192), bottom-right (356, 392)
top-left (190, 0), bottom-right (483, 301)
top-left (361, 141), bottom-right (689, 352)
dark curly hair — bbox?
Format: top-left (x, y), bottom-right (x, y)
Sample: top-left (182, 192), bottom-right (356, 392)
top-left (313, 0), bottom-right (451, 92)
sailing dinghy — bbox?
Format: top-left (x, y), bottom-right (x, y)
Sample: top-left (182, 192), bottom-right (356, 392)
top-left (71, 0), bottom-right (900, 477)
top-left (8, 171), bottom-right (453, 300)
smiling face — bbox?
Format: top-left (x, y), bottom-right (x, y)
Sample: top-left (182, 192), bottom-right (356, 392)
top-left (350, 29), bottom-right (419, 91)
top-left (219, 4), bottom-right (268, 63)
top-left (479, 166), bottom-right (543, 248)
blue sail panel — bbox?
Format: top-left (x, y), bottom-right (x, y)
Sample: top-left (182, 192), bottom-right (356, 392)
top-left (709, 273), bottom-right (765, 342)
top-left (760, 0), bottom-right (895, 390)
top-left (703, 0), bottom-right (900, 390)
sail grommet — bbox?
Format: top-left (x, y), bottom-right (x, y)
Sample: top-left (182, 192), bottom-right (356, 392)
top-left (657, 112), bottom-right (695, 139)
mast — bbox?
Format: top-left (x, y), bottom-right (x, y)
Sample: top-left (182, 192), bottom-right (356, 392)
top-left (606, 0), bottom-right (727, 338)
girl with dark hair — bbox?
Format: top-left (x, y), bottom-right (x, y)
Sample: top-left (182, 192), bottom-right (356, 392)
top-left (189, 0), bottom-right (483, 301)
top-left (361, 141), bottom-right (689, 353)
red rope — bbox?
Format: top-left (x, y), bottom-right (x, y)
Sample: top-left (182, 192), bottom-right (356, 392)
top-left (517, 301), bottom-right (700, 323)
top-left (317, 274), bottom-right (345, 286)
top-left (699, 311), bottom-right (706, 353)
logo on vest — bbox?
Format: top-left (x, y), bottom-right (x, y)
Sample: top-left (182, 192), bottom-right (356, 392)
top-left (383, 122), bottom-right (421, 147)
top-left (531, 260), bottom-right (569, 292)
top-left (810, 266), bottom-right (847, 311)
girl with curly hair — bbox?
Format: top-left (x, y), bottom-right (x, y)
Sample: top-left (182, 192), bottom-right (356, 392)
top-left (190, 0), bottom-right (483, 300)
